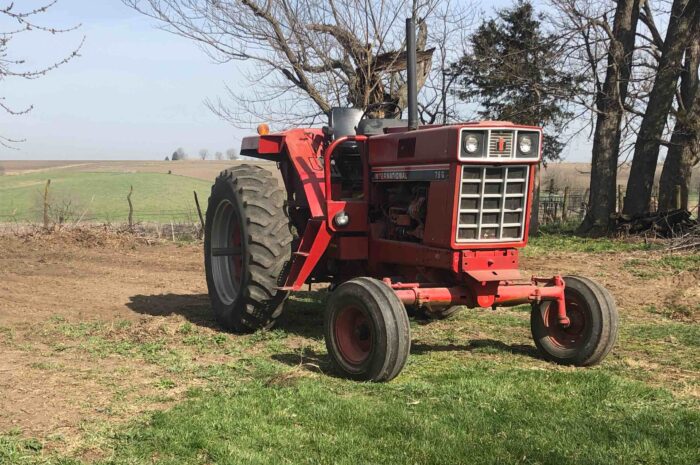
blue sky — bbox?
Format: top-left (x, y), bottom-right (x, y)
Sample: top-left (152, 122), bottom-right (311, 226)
top-left (0, 0), bottom-right (591, 161)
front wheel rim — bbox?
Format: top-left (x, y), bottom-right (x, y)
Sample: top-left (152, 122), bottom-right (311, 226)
top-left (334, 306), bottom-right (373, 365)
top-left (543, 291), bottom-right (588, 349)
top-left (210, 199), bottom-right (243, 305)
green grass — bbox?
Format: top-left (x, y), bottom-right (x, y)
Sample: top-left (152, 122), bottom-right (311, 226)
top-left (2, 296), bottom-right (700, 465)
top-left (0, 171), bottom-right (212, 222)
top-left (524, 232), bottom-right (655, 256)
top-left (2, 364), bottom-right (698, 465)
top-left (624, 254), bottom-right (700, 279)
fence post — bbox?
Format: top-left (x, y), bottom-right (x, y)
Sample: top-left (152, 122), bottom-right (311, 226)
top-left (127, 185), bottom-right (134, 229)
top-left (43, 179), bottom-right (51, 229)
top-left (674, 184), bottom-right (681, 210)
top-left (193, 191), bottom-right (205, 234)
top-left (562, 187), bottom-right (569, 222)
top-left (617, 185), bottom-right (623, 213)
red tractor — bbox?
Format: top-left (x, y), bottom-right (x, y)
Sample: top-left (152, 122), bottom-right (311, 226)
top-left (204, 19), bottom-right (618, 382)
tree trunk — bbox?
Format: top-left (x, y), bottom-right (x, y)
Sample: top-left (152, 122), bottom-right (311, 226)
top-left (659, 25), bottom-right (700, 211)
top-left (579, 0), bottom-right (641, 234)
top-left (623, 0), bottom-right (699, 216)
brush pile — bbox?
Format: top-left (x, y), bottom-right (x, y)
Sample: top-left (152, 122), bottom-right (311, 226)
top-left (616, 209), bottom-right (699, 242)
top-left (666, 224), bottom-right (700, 251)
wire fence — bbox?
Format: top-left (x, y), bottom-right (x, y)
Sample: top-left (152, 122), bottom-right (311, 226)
top-left (538, 185), bottom-right (700, 225)
top-left (1, 182), bottom-right (698, 228)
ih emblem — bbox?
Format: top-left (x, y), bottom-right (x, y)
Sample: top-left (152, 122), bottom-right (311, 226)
top-left (497, 136), bottom-right (506, 152)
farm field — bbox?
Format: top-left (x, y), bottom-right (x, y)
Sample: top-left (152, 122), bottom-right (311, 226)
top-left (0, 161), bottom-right (277, 223)
top-left (0, 160), bottom-right (239, 181)
top-left (1, 161), bottom-right (698, 224)
top-left (0, 229), bottom-right (698, 464)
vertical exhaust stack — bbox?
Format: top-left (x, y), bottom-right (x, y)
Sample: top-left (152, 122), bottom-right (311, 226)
top-left (406, 17), bottom-right (418, 131)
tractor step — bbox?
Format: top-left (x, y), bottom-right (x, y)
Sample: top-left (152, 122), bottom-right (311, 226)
top-left (282, 218), bottom-right (332, 290)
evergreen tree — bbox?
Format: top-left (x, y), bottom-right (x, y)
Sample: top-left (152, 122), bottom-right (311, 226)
top-left (452, 1), bottom-right (581, 161)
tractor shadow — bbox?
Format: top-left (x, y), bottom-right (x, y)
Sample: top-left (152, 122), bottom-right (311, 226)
top-left (410, 339), bottom-right (540, 359)
top-left (126, 291), bottom-right (543, 373)
top-left (124, 289), bottom-right (329, 339)
top-left (276, 290), bottom-right (327, 339)
top-left (126, 293), bottom-right (219, 328)
top-left (272, 339), bottom-right (542, 379)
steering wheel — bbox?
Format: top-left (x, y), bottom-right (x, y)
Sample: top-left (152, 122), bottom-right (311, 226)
top-left (360, 102), bottom-right (403, 120)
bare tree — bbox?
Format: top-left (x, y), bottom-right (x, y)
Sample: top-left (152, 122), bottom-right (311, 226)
top-left (416, 0), bottom-right (474, 124)
top-left (121, 0), bottom-right (483, 127)
top-left (624, 0), bottom-right (700, 216)
top-left (1, 1), bottom-right (83, 148)
top-left (658, 22), bottom-right (700, 210)
top-left (551, 0), bottom-right (642, 233)
top-left (199, 148), bottom-right (209, 160)
top-left (225, 148), bottom-right (238, 160)
top-left (214, 150), bottom-right (224, 160)
top-left (623, 0), bottom-right (700, 215)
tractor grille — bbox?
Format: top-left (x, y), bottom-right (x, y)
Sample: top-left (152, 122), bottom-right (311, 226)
top-left (456, 165), bottom-right (529, 242)
top-left (488, 131), bottom-right (514, 158)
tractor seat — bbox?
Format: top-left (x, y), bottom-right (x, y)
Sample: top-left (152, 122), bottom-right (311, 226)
top-left (357, 119), bottom-right (410, 136)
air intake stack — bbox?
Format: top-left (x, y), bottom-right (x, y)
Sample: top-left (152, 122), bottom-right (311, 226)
top-left (406, 17), bottom-right (418, 131)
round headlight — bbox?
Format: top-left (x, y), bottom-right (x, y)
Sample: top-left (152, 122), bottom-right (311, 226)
top-left (519, 136), bottom-right (532, 154)
top-left (464, 135), bottom-right (479, 154)
top-left (334, 211), bottom-right (349, 227)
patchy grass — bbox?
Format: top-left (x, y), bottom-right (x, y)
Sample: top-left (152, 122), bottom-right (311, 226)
top-left (524, 232), bottom-right (656, 256)
top-left (2, 362), bottom-right (699, 465)
top-left (624, 254), bottom-right (700, 279)
top-left (2, 292), bottom-right (700, 465)
top-left (1, 228), bottom-right (699, 465)
top-left (645, 304), bottom-right (699, 322)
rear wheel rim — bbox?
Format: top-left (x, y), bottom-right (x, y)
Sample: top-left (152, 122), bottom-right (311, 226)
top-left (334, 306), bottom-right (373, 365)
top-left (543, 291), bottom-right (588, 349)
top-left (211, 199), bottom-right (243, 305)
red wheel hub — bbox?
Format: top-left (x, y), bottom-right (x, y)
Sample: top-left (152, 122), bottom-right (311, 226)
top-left (334, 306), bottom-right (373, 365)
top-left (544, 293), bottom-right (588, 349)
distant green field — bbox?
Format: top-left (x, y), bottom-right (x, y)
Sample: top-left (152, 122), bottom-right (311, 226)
top-left (0, 171), bottom-right (213, 223)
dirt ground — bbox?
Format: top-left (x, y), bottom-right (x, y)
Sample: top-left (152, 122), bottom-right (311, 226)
top-left (0, 229), bottom-right (698, 455)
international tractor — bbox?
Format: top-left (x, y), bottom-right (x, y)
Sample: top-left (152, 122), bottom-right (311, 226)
top-left (203, 19), bottom-right (618, 382)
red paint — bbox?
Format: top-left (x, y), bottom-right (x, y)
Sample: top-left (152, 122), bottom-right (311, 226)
top-left (497, 136), bottom-right (506, 152)
top-left (334, 306), bottom-right (373, 364)
top-left (240, 122), bottom-right (571, 323)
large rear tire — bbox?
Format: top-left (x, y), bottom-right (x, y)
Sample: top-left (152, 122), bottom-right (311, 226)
top-left (531, 275), bottom-right (618, 366)
top-left (204, 164), bottom-right (292, 332)
top-left (324, 278), bottom-right (411, 382)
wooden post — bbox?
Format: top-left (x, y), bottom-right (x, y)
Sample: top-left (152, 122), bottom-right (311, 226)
top-left (673, 184), bottom-right (682, 210)
top-left (193, 191), bottom-right (205, 232)
top-left (617, 185), bottom-right (623, 213)
top-left (127, 185), bottom-right (134, 229)
top-left (43, 179), bottom-right (51, 229)
top-left (562, 187), bottom-right (569, 222)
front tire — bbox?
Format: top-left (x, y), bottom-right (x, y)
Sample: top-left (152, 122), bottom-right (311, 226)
top-left (325, 278), bottom-right (410, 382)
top-left (204, 164), bottom-right (292, 332)
top-left (531, 276), bottom-right (618, 366)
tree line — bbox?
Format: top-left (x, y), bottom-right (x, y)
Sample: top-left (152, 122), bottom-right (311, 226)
top-left (5, 1), bottom-right (698, 235)
top-left (122, 0), bottom-right (698, 234)
top-left (167, 148), bottom-right (239, 161)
